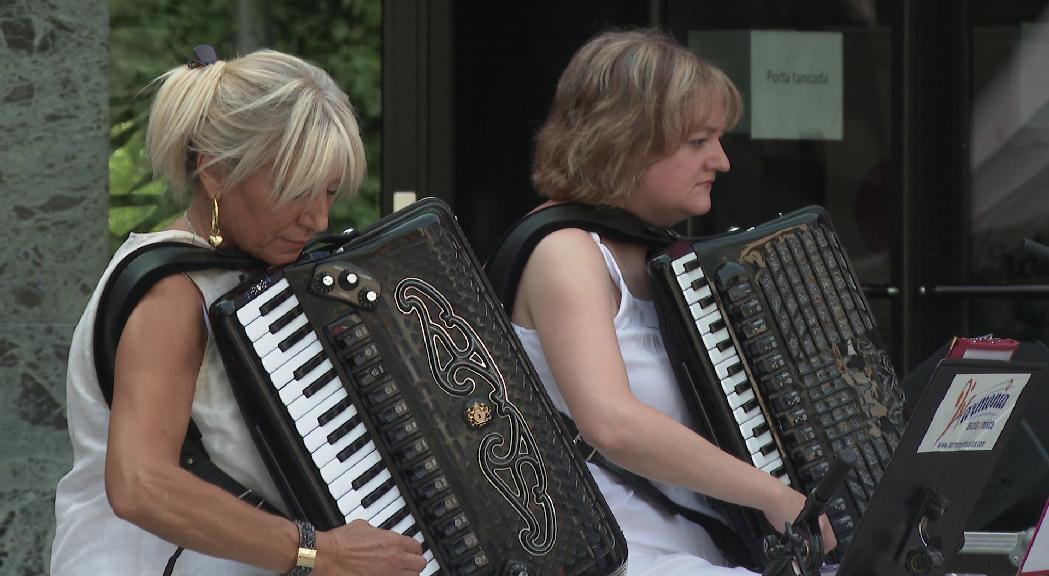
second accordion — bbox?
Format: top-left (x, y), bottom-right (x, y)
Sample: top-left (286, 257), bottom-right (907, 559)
top-left (209, 198), bottom-right (627, 576)
top-left (646, 206), bottom-right (907, 565)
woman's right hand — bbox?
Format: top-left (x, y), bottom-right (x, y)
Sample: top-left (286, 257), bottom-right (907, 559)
top-left (762, 482), bottom-right (838, 554)
top-left (315, 520), bottom-right (427, 576)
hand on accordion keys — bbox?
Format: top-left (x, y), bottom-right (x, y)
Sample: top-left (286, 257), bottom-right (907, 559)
top-left (311, 519), bottom-right (427, 576)
top-left (762, 449), bottom-right (858, 576)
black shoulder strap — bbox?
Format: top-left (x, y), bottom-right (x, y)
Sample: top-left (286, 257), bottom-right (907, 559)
top-left (92, 241), bottom-right (279, 517)
top-left (484, 202), bottom-right (679, 314)
top-left (560, 414), bottom-right (757, 569)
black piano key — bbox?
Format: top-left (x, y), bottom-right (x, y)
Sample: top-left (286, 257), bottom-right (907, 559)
top-left (303, 368), bottom-right (338, 398)
top-left (278, 323), bottom-right (313, 352)
top-left (351, 460), bottom-right (386, 490)
top-left (336, 433), bottom-right (372, 462)
top-left (379, 507), bottom-right (411, 531)
top-left (258, 286), bottom-right (293, 316)
top-left (293, 352), bottom-right (327, 381)
top-left (326, 414), bottom-right (363, 444)
top-left (317, 397), bottom-right (353, 427)
top-left (361, 478), bottom-right (397, 508)
top-left (268, 304), bottom-right (304, 334)
top-left (404, 524), bottom-right (420, 538)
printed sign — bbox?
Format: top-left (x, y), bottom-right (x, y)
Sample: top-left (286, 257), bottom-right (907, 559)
top-left (917, 373), bottom-right (1029, 453)
top-left (1020, 496), bottom-right (1049, 575)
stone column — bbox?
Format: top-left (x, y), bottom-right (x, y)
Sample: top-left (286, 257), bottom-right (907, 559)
top-left (0, 0), bottom-right (108, 573)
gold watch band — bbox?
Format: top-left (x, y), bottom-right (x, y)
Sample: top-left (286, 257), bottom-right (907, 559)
top-left (296, 547), bottom-right (317, 569)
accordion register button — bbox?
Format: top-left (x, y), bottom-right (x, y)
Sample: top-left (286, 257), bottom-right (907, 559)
top-left (444, 531), bottom-right (480, 558)
top-left (416, 474), bottom-right (450, 500)
top-left (375, 399), bottom-right (410, 425)
top-left (408, 456), bottom-right (440, 483)
top-left (394, 437), bottom-right (430, 465)
top-left (739, 316), bottom-right (768, 339)
top-left (770, 391), bottom-right (802, 412)
top-left (366, 380), bottom-right (400, 406)
top-left (455, 551), bottom-right (490, 575)
top-left (335, 322), bottom-right (370, 349)
top-left (353, 363), bottom-right (387, 388)
top-left (436, 511), bottom-right (470, 536)
top-left (426, 494), bottom-right (460, 519)
top-left (747, 335), bottom-right (778, 357)
top-left (779, 408), bottom-right (809, 429)
top-left (345, 343), bottom-right (380, 367)
top-left (760, 370), bottom-right (794, 394)
top-left (725, 281), bottom-right (754, 303)
top-left (385, 419), bottom-right (420, 445)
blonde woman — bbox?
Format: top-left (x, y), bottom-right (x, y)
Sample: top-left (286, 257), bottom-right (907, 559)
top-left (507, 30), bottom-right (837, 574)
top-left (51, 47), bottom-right (426, 575)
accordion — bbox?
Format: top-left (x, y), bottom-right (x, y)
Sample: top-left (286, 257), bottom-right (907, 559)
top-left (646, 206), bottom-right (906, 564)
top-left (210, 199), bottom-right (626, 576)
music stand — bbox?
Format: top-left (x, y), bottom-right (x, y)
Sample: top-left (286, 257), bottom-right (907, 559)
top-left (833, 359), bottom-right (1045, 576)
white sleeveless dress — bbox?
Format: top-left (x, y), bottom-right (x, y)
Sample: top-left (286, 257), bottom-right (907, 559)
top-left (51, 230), bottom-right (285, 576)
top-left (513, 234), bottom-right (757, 575)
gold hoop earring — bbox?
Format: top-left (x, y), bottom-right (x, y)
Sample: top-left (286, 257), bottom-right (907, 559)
top-left (208, 198), bottom-right (223, 248)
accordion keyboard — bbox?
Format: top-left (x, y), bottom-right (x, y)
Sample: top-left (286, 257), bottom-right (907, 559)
top-left (235, 277), bottom-right (439, 574)
top-left (648, 206), bottom-right (905, 562)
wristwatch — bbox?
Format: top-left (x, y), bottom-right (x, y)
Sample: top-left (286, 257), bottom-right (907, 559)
top-left (287, 520), bottom-right (317, 576)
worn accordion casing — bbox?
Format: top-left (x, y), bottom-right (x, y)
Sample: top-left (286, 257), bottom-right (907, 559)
top-left (646, 206), bottom-right (906, 565)
top-left (210, 198), bottom-right (626, 576)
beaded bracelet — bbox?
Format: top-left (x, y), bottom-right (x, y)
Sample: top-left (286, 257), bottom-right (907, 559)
top-left (286, 520), bottom-right (317, 576)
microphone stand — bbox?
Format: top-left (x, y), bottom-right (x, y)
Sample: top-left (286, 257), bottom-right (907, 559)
top-left (762, 449), bottom-right (858, 576)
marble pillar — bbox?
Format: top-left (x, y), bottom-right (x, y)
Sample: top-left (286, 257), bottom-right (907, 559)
top-left (0, 0), bottom-right (109, 573)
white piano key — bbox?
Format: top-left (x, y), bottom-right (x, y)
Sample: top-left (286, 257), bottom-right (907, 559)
top-left (339, 469), bottom-right (395, 516)
top-left (725, 387), bottom-right (755, 411)
top-left (739, 412), bottom-right (768, 440)
top-left (389, 515), bottom-right (415, 535)
top-left (261, 331), bottom-right (317, 374)
top-left (701, 327), bottom-right (731, 351)
top-left (671, 252), bottom-right (698, 275)
top-left (327, 448), bottom-right (381, 500)
top-left (321, 439), bottom-right (376, 483)
top-left (277, 358), bottom-right (333, 404)
top-left (303, 403), bottom-right (359, 453)
top-left (733, 402), bottom-right (763, 425)
top-left (759, 455), bottom-right (784, 474)
top-left (253, 313), bottom-right (310, 359)
top-left (745, 430), bottom-right (774, 455)
top-left (675, 267), bottom-right (706, 290)
top-left (720, 369), bottom-right (749, 395)
top-left (695, 309), bottom-right (724, 335)
top-left (295, 387), bottom-right (348, 437)
top-left (271, 342), bottom-right (329, 390)
top-left (243, 295), bottom-right (299, 341)
top-left (684, 284), bottom-right (713, 307)
top-left (286, 377), bottom-right (342, 421)
top-left (371, 496), bottom-right (407, 528)
top-left (713, 353), bottom-right (741, 379)
top-left (236, 278), bottom-right (290, 325)
top-left (421, 554), bottom-right (439, 576)
top-left (706, 341), bottom-right (736, 366)
top-left (311, 420), bottom-right (367, 469)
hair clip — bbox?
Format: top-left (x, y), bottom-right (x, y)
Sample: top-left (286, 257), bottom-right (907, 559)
top-left (187, 44), bottom-right (219, 69)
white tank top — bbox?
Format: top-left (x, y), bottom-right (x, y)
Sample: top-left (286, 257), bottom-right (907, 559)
top-left (51, 230), bottom-right (285, 576)
top-left (513, 233), bottom-right (727, 563)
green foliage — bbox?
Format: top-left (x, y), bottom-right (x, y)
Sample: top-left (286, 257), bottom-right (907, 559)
top-left (108, 0), bottom-right (382, 253)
